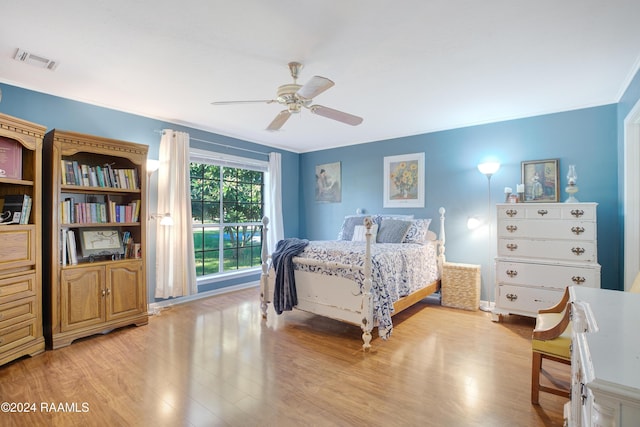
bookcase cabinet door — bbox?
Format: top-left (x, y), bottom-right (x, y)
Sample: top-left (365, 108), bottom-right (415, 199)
top-left (106, 260), bottom-right (144, 321)
top-left (60, 266), bottom-right (105, 332)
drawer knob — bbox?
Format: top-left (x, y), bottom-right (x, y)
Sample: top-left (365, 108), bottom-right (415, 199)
top-left (506, 225), bottom-right (518, 233)
top-left (505, 209), bottom-right (518, 217)
top-left (506, 243), bottom-right (518, 251)
top-left (572, 276), bottom-right (586, 285)
top-left (506, 269), bottom-right (518, 278)
top-left (537, 209), bottom-right (548, 216)
top-left (571, 209), bottom-right (585, 218)
top-left (506, 293), bottom-right (518, 301)
top-left (571, 247), bottom-right (586, 256)
top-left (571, 226), bottom-right (585, 235)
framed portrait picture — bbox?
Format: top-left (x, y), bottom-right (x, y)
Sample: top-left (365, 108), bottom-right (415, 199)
top-left (315, 161), bottom-right (341, 203)
top-left (383, 152), bottom-right (425, 208)
top-left (521, 159), bottom-right (560, 202)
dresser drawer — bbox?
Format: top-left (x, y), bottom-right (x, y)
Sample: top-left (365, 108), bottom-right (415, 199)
top-left (497, 219), bottom-right (596, 241)
top-left (496, 260), bottom-right (601, 290)
top-left (0, 296), bottom-right (37, 330)
top-left (498, 238), bottom-right (597, 262)
top-left (0, 273), bottom-right (37, 305)
top-left (497, 203), bottom-right (596, 221)
top-left (496, 284), bottom-right (564, 314)
top-left (0, 317), bottom-right (38, 352)
top-left (0, 226), bottom-right (36, 271)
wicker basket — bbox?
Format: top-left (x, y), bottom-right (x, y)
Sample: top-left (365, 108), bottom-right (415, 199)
top-left (441, 262), bottom-right (481, 311)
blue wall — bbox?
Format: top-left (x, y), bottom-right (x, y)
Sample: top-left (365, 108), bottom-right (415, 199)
top-left (0, 83), bottom-right (300, 301)
top-left (3, 65), bottom-right (640, 302)
top-left (300, 105), bottom-right (620, 298)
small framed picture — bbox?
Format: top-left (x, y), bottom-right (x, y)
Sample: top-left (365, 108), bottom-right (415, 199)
top-left (521, 159), bottom-right (560, 202)
top-left (315, 161), bottom-right (341, 203)
top-left (383, 152), bottom-right (425, 208)
top-left (79, 228), bottom-right (124, 258)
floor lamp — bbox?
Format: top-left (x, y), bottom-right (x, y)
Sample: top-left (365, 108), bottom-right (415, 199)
top-left (477, 161), bottom-right (500, 312)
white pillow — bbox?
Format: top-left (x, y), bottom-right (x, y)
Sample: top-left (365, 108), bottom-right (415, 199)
top-left (352, 224), bottom-right (378, 242)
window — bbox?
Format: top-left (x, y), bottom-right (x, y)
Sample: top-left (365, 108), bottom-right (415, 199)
top-left (190, 149), bottom-right (266, 280)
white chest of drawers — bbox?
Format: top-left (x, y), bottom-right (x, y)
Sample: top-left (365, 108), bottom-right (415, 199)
top-left (492, 202), bottom-right (601, 321)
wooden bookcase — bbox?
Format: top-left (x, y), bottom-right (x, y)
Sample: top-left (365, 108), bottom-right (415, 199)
top-left (42, 129), bottom-right (149, 349)
top-left (0, 113), bottom-right (46, 366)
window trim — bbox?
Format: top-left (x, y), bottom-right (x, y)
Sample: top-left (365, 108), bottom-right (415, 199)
top-left (190, 148), bottom-right (266, 282)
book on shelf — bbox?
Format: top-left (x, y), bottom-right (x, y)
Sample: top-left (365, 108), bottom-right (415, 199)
top-left (0, 194), bottom-right (30, 224)
top-left (60, 160), bottom-right (140, 190)
top-left (67, 230), bottom-right (78, 265)
top-left (122, 231), bottom-right (137, 258)
top-left (61, 229), bottom-right (67, 266)
top-left (20, 195), bottom-right (32, 224)
top-left (0, 136), bottom-right (23, 180)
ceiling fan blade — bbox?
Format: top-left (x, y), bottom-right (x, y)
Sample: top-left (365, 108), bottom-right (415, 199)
top-left (266, 110), bottom-right (292, 131)
top-left (310, 105), bottom-right (363, 126)
top-left (296, 76), bottom-right (334, 100)
top-left (211, 99), bottom-right (275, 105)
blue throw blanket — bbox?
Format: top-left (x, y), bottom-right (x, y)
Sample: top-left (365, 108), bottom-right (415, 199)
top-left (272, 238), bottom-right (309, 314)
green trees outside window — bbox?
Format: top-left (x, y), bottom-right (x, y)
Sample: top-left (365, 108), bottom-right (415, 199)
top-left (190, 162), bottom-right (264, 277)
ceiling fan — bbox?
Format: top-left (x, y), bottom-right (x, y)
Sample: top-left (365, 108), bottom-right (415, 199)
top-left (211, 62), bottom-right (363, 131)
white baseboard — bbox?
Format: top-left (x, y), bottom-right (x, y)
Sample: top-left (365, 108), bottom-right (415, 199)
top-left (148, 281), bottom-right (260, 315)
top-left (479, 300), bottom-right (495, 312)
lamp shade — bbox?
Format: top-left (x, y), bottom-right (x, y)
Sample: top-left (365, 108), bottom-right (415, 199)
top-left (477, 162), bottom-right (500, 177)
top-left (147, 159), bottom-right (160, 174)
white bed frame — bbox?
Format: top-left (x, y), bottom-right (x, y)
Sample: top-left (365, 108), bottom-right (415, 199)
top-left (260, 207), bottom-right (446, 350)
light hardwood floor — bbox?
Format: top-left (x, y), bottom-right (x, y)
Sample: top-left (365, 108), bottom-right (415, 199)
top-left (0, 287), bottom-right (568, 426)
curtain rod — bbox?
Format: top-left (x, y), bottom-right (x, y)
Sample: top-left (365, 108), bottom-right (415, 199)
top-left (154, 129), bottom-right (270, 157)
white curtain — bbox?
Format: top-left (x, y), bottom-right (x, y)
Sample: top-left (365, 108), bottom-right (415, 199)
top-left (265, 152), bottom-right (284, 254)
top-left (155, 129), bottom-right (197, 298)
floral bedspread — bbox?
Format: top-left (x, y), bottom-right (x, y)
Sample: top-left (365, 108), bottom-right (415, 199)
top-left (293, 240), bottom-right (439, 339)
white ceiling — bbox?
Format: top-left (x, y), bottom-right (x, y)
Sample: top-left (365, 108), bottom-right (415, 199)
top-left (1, 1), bottom-right (639, 153)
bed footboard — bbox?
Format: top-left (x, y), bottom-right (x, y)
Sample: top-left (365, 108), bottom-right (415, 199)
top-left (260, 216), bottom-right (376, 350)
top-left (260, 208), bottom-right (446, 350)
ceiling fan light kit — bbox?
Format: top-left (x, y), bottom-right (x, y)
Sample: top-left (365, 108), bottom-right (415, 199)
top-left (212, 61), bottom-right (363, 131)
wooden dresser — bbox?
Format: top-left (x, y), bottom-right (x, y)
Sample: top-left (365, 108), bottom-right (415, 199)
top-left (492, 202), bottom-right (600, 321)
top-left (567, 287), bottom-right (640, 426)
top-left (0, 113), bottom-right (46, 366)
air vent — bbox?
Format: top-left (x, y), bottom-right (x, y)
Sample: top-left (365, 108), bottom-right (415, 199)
top-left (13, 48), bottom-right (59, 71)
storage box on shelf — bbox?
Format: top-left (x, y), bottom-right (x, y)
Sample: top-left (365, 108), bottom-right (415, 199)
top-left (441, 262), bottom-right (481, 311)
top-left (43, 129), bottom-right (149, 349)
top-left (492, 202), bottom-right (600, 322)
top-left (0, 113), bottom-right (46, 366)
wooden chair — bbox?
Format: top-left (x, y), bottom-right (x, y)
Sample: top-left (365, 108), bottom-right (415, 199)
top-left (531, 287), bottom-right (572, 404)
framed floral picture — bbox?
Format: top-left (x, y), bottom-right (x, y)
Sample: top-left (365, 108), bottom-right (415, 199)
top-left (383, 152), bottom-right (425, 208)
top-left (521, 158), bottom-right (560, 202)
